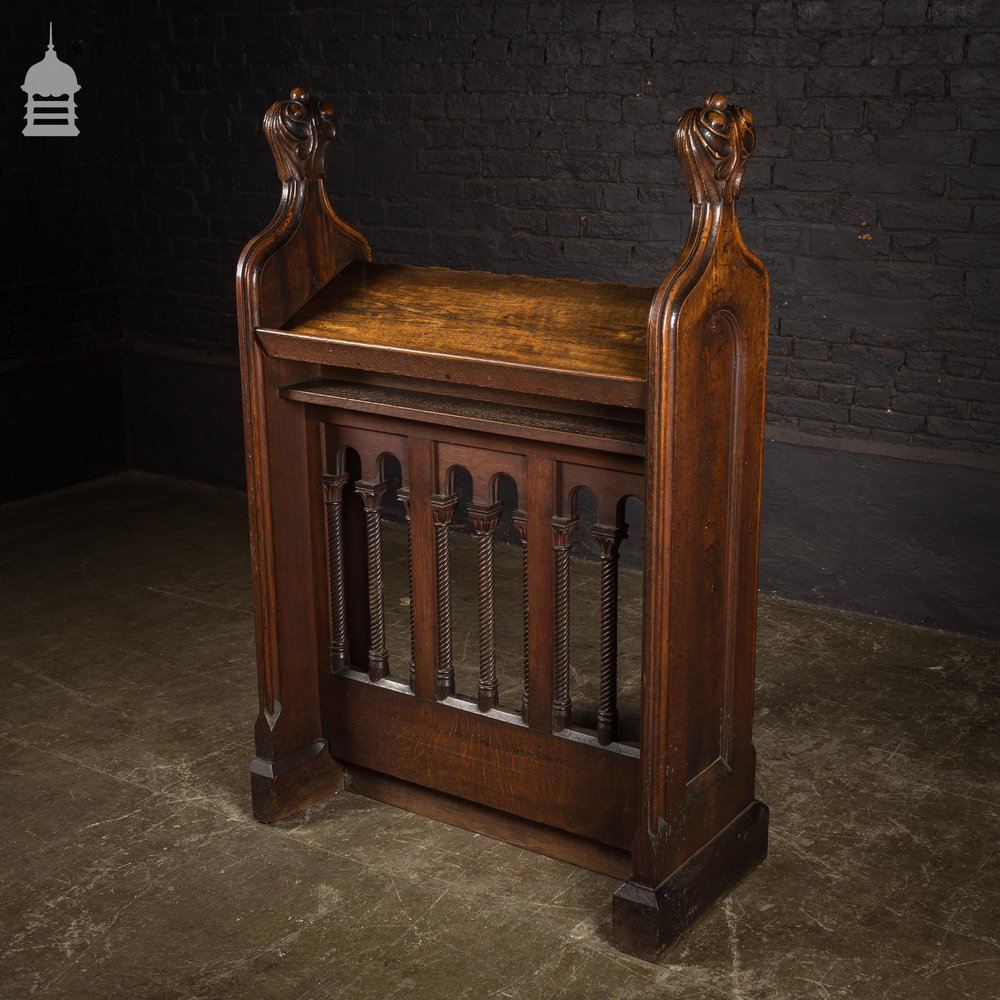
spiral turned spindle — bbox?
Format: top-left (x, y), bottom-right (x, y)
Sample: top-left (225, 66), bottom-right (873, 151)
top-left (551, 515), bottom-right (579, 731)
top-left (431, 494), bottom-right (458, 699)
top-left (513, 511), bottom-right (529, 718)
top-left (397, 486), bottom-right (417, 690)
top-left (321, 473), bottom-right (351, 671)
top-left (592, 522), bottom-right (626, 745)
top-left (468, 501), bottom-right (503, 712)
top-left (355, 479), bottom-right (390, 680)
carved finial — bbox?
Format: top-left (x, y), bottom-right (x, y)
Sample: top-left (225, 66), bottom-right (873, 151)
top-left (674, 93), bottom-right (756, 205)
top-left (263, 86), bottom-right (338, 182)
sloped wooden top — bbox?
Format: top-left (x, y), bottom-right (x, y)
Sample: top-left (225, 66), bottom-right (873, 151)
top-left (258, 262), bottom-right (654, 408)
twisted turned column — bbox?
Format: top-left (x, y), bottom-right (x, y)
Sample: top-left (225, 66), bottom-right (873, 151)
top-left (512, 511), bottom-right (529, 718)
top-left (397, 486), bottom-right (417, 691)
top-left (468, 501), bottom-right (504, 712)
top-left (431, 494), bottom-right (458, 699)
top-left (321, 473), bottom-right (350, 671)
top-left (354, 479), bottom-right (390, 681)
top-left (592, 522), bottom-right (626, 745)
top-left (551, 515), bottom-right (579, 732)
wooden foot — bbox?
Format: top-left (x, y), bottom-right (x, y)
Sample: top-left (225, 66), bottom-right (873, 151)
top-left (612, 800), bottom-right (769, 960)
top-left (250, 739), bottom-right (345, 823)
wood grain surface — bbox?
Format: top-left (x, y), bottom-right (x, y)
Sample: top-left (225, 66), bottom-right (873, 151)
top-left (279, 261), bottom-right (654, 380)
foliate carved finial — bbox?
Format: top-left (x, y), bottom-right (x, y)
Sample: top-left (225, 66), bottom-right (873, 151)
top-left (263, 86), bottom-right (338, 182)
top-left (675, 93), bottom-right (756, 205)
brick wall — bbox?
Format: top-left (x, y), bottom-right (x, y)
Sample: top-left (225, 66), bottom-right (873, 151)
top-left (4, 5), bottom-right (118, 369)
top-left (104, 1), bottom-right (999, 459)
top-left (2, 5), bottom-right (124, 501)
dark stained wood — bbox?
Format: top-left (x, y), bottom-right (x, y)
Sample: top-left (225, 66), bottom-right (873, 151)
top-left (275, 260), bottom-right (652, 386)
top-left (347, 766), bottom-right (632, 880)
top-left (512, 510), bottom-right (530, 718)
top-left (620, 93), bottom-right (770, 958)
top-left (282, 379), bottom-right (645, 455)
top-left (236, 88), bottom-right (367, 818)
top-left (550, 515), bottom-right (579, 732)
top-left (613, 800), bottom-right (769, 957)
top-left (405, 436), bottom-right (440, 703)
top-left (321, 473), bottom-right (350, 671)
top-left (257, 326), bottom-right (647, 409)
top-left (247, 350), bottom-right (345, 820)
top-left (467, 501), bottom-right (504, 712)
top-left (340, 473), bottom-right (372, 674)
top-left (395, 486), bottom-right (417, 690)
top-left (253, 88), bottom-right (371, 330)
top-left (558, 461), bottom-right (645, 525)
top-left (431, 493), bottom-right (458, 700)
top-left (323, 670), bottom-right (640, 849)
top-left (524, 456), bottom-right (557, 735)
top-left (433, 441), bottom-right (527, 505)
top-left (250, 739), bottom-right (345, 823)
top-left (353, 479), bottom-right (391, 681)
top-left (593, 522), bottom-right (626, 746)
top-left (238, 87), bottom-right (770, 962)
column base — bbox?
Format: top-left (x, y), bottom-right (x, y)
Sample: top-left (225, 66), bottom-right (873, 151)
top-left (368, 654), bottom-right (389, 681)
top-left (250, 739), bottom-right (344, 823)
top-left (612, 799), bottom-right (769, 960)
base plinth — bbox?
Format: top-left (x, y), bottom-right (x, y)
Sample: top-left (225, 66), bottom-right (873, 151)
top-left (250, 739), bottom-right (344, 823)
top-left (612, 799), bottom-right (769, 960)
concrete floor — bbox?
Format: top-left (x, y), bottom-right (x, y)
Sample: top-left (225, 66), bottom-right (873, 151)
top-left (1, 473), bottom-right (998, 999)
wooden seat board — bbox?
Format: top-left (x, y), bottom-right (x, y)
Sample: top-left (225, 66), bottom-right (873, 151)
top-left (275, 261), bottom-right (654, 382)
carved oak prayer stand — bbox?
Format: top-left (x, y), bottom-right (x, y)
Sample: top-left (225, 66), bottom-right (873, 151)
top-left (236, 87), bottom-right (770, 960)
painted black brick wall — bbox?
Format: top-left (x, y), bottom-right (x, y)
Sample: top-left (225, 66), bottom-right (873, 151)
top-left (7, 2), bottom-right (999, 633)
top-left (2, 4), bottom-right (125, 500)
top-left (4, 5), bottom-right (117, 368)
top-left (8, 1), bottom-right (998, 464)
top-left (105, 0), bottom-right (1000, 459)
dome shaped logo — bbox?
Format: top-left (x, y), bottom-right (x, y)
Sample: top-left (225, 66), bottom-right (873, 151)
top-left (22, 23), bottom-right (80, 137)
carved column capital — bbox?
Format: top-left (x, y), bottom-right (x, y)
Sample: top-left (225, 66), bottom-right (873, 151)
top-left (322, 472), bottom-right (350, 503)
top-left (551, 515), bottom-right (580, 550)
top-left (467, 501), bottom-right (504, 535)
top-left (592, 522), bottom-right (627, 559)
top-left (431, 494), bottom-right (459, 525)
top-left (354, 479), bottom-right (389, 511)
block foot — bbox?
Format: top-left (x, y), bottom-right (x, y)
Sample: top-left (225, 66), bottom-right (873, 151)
top-left (250, 739), bottom-right (344, 823)
top-left (612, 799), bottom-right (769, 960)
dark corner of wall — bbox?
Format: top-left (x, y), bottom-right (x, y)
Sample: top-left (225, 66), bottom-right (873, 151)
top-left (0, 353), bottom-right (126, 504)
top-left (122, 347), bottom-right (247, 491)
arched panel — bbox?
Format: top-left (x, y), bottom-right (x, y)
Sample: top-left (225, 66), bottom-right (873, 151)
top-left (679, 308), bottom-right (745, 788)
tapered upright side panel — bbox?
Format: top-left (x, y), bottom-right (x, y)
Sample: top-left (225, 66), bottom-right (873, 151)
top-left (236, 88), bottom-right (372, 822)
top-left (613, 94), bottom-right (771, 958)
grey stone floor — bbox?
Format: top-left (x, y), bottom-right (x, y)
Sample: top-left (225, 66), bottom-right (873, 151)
top-left (1, 473), bottom-right (998, 999)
